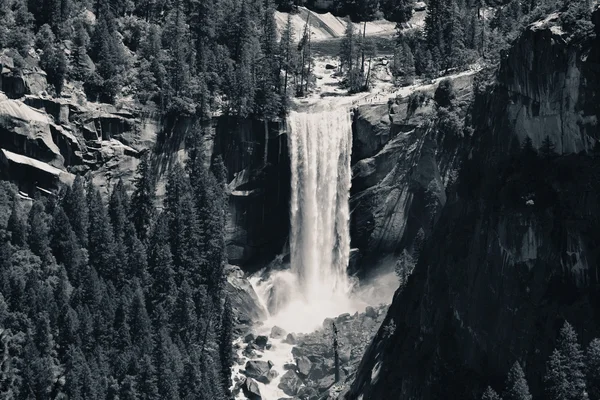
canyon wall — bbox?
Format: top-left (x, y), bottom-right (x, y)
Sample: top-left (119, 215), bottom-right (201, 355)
top-left (347, 7), bottom-right (600, 400)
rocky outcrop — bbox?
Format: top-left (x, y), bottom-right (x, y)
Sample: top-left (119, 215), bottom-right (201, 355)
top-left (348, 8), bottom-right (600, 400)
top-left (241, 377), bottom-right (262, 400)
top-left (490, 12), bottom-right (599, 154)
top-left (349, 74), bottom-right (474, 275)
top-left (278, 370), bottom-right (303, 396)
top-left (225, 265), bottom-right (268, 327)
top-left (0, 52), bottom-right (47, 99)
top-left (244, 360), bottom-right (274, 384)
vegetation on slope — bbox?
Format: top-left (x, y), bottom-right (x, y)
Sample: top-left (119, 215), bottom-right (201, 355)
top-left (0, 133), bottom-right (232, 399)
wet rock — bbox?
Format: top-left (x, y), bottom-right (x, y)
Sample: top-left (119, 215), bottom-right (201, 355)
top-left (308, 360), bottom-right (330, 381)
top-left (325, 63), bottom-right (337, 70)
top-left (270, 325), bottom-right (287, 339)
top-left (317, 375), bottom-right (336, 393)
top-left (365, 306), bottom-right (377, 319)
top-left (242, 377), bottom-right (262, 400)
top-left (244, 333), bottom-right (256, 343)
top-left (336, 313), bottom-right (351, 322)
top-left (283, 363), bottom-right (296, 371)
top-left (254, 335), bottom-right (268, 348)
top-left (284, 333), bottom-right (298, 344)
top-left (267, 369), bottom-right (279, 381)
top-left (244, 360), bottom-right (272, 384)
top-left (295, 356), bottom-right (312, 377)
top-left (278, 370), bottom-right (303, 396)
top-left (339, 347), bottom-right (352, 363)
top-left (225, 265), bottom-right (268, 325)
top-left (297, 386), bottom-right (317, 399)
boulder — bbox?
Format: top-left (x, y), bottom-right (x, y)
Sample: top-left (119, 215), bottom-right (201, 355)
top-left (254, 335), bottom-right (269, 348)
top-left (244, 360), bottom-right (272, 384)
top-left (278, 370), bottom-right (303, 396)
top-left (225, 265), bottom-right (268, 325)
top-left (297, 386), bottom-right (317, 399)
top-left (267, 369), bottom-right (279, 381)
top-left (339, 346), bottom-right (352, 363)
top-left (242, 377), bottom-right (262, 400)
top-left (244, 333), bottom-right (256, 343)
top-left (308, 360), bottom-right (331, 381)
top-left (283, 363), bottom-right (296, 371)
top-left (365, 306), bottom-right (377, 319)
top-left (414, 1), bottom-right (426, 11)
top-left (295, 356), bottom-right (312, 377)
top-left (284, 333), bottom-right (298, 345)
top-left (325, 63), bottom-right (337, 70)
top-left (270, 325), bottom-right (287, 339)
top-left (316, 375), bottom-right (336, 393)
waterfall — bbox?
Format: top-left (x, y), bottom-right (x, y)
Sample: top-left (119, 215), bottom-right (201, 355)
top-left (287, 110), bottom-right (353, 303)
top-left (251, 108), bottom-right (357, 333)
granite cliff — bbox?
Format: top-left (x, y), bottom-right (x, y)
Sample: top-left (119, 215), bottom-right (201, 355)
top-left (347, 6), bottom-right (600, 400)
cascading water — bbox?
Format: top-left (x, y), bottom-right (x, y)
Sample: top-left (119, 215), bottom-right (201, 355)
top-left (288, 109), bottom-right (353, 305)
top-left (254, 109), bottom-right (359, 333)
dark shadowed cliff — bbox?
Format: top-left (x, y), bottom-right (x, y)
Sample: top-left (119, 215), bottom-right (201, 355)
top-left (347, 6), bottom-right (600, 400)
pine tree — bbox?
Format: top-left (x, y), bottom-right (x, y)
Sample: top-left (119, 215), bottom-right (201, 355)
top-left (255, 0), bottom-right (281, 120)
top-left (482, 386), bottom-right (502, 400)
top-left (540, 136), bottom-right (557, 158)
top-left (279, 14), bottom-right (297, 111)
top-left (545, 321), bottom-right (587, 400)
top-left (124, 221), bottom-right (149, 285)
top-left (180, 353), bottom-right (202, 400)
top-left (155, 329), bottom-right (181, 400)
top-left (71, 19), bottom-right (92, 82)
top-left (172, 280), bottom-right (197, 345)
top-left (7, 198), bottom-right (27, 247)
top-left (137, 354), bottom-right (159, 399)
top-left (503, 361), bottom-right (532, 400)
top-left (49, 205), bottom-right (84, 281)
top-left (162, 0), bottom-right (194, 114)
top-left (88, 0), bottom-right (125, 102)
top-left (28, 197), bottom-right (55, 266)
top-left (382, 0), bottom-right (414, 23)
top-left (340, 17), bottom-right (356, 73)
top-left (586, 338), bottom-right (600, 400)
top-left (148, 212), bottom-right (177, 313)
top-left (129, 286), bottom-right (153, 355)
top-left (219, 296), bottom-right (234, 394)
top-left (36, 23), bottom-right (67, 95)
top-left (130, 153), bottom-right (156, 242)
top-left (63, 175), bottom-right (89, 248)
top-left (521, 137), bottom-right (537, 158)
top-left (88, 188), bottom-right (117, 279)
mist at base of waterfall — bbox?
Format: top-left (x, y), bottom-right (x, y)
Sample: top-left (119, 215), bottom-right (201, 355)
top-left (250, 268), bottom-right (398, 334)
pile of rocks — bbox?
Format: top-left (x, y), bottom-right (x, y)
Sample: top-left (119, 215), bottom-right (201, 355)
top-left (233, 305), bottom-right (388, 400)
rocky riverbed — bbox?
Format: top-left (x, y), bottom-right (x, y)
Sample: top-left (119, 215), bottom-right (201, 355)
top-left (231, 304), bottom-right (388, 400)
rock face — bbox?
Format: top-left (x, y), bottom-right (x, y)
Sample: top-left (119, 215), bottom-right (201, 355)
top-left (493, 12), bottom-right (599, 154)
top-left (225, 265), bottom-right (267, 326)
top-left (348, 9), bottom-right (600, 400)
top-left (278, 370), bottom-right (303, 396)
top-left (349, 73), bottom-right (473, 274)
top-left (242, 377), bottom-right (262, 400)
top-left (244, 360), bottom-right (273, 384)
top-left (213, 117), bottom-right (291, 268)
